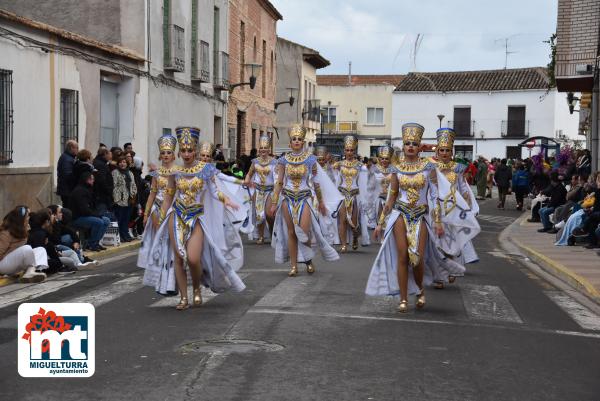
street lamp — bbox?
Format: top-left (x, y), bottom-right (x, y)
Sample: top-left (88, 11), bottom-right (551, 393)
top-left (229, 63), bottom-right (262, 93)
top-left (566, 92), bottom-right (580, 114)
top-left (274, 87), bottom-right (297, 110)
top-left (437, 114), bottom-right (445, 128)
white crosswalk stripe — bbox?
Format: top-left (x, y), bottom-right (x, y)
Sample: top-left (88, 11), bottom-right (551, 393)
top-left (460, 284), bottom-right (523, 323)
top-left (545, 291), bottom-right (600, 331)
top-left (0, 278), bottom-right (86, 309)
top-left (67, 276), bottom-right (143, 307)
top-left (477, 214), bottom-right (515, 225)
top-left (149, 286), bottom-right (219, 307)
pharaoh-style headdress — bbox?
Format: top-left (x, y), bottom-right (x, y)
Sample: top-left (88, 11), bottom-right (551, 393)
top-left (288, 124), bottom-right (306, 141)
top-left (199, 141), bottom-right (215, 155)
top-left (175, 126), bottom-right (201, 151)
top-left (157, 134), bottom-right (177, 152)
top-left (401, 123), bottom-right (425, 144)
top-left (343, 135), bottom-right (358, 150)
top-left (377, 145), bottom-right (394, 159)
top-left (258, 135), bottom-right (272, 149)
top-left (436, 128), bottom-right (456, 150)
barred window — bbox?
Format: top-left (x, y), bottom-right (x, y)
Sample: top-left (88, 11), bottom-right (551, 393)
top-left (0, 69), bottom-right (14, 165)
top-left (60, 89), bottom-right (79, 151)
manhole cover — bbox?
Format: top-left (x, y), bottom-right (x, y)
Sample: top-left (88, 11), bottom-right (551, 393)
top-left (180, 339), bottom-right (284, 354)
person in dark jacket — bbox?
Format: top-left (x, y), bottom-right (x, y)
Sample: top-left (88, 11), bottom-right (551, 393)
top-left (27, 210), bottom-right (78, 274)
top-left (70, 172), bottom-right (110, 251)
top-left (494, 158), bottom-right (512, 209)
top-left (93, 148), bottom-right (114, 214)
top-left (538, 171), bottom-right (567, 232)
top-left (56, 140), bottom-right (78, 208)
top-left (511, 163), bottom-right (529, 211)
top-left (573, 173), bottom-right (600, 248)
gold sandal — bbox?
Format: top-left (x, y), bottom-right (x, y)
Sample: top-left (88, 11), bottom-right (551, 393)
top-left (397, 300), bottom-right (408, 313)
top-left (416, 289), bottom-right (426, 309)
top-left (339, 245), bottom-right (347, 253)
top-left (175, 297), bottom-right (189, 311)
top-left (193, 288), bottom-right (202, 306)
top-left (288, 265), bottom-right (298, 277)
top-left (256, 237), bottom-right (264, 245)
top-left (306, 260), bottom-right (315, 274)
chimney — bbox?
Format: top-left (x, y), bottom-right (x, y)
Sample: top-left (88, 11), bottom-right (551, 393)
top-left (348, 61), bottom-right (352, 85)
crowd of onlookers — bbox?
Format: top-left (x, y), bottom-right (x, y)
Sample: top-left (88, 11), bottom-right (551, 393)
top-left (470, 148), bottom-right (599, 254)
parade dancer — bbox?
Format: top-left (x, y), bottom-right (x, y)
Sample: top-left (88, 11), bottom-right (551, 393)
top-left (144, 127), bottom-right (244, 310)
top-left (315, 146), bottom-right (336, 183)
top-left (244, 135), bottom-right (277, 244)
top-left (332, 136), bottom-right (371, 252)
top-left (137, 134), bottom-right (178, 269)
top-left (372, 145), bottom-right (395, 229)
top-left (427, 128), bottom-right (479, 289)
top-left (270, 124), bottom-right (341, 276)
top-left (366, 123), bottom-right (443, 313)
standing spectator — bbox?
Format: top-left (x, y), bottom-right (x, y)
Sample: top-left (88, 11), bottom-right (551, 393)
top-left (576, 149), bottom-right (591, 177)
top-left (494, 159), bottom-right (512, 209)
top-left (0, 206), bottom-right (47, 282)
top-left (70, 172), bottom-right (110, 252)
top-left (93, 147), bottom-right (114, 214)
top-left (214, 143), bottom-right (226, 170)
top-left (538, 171), bottom-right (567, 232)
top-left (109, 147), bottom-right (123, 172)
top-left (512, 163), bottom-right (529, 211)
top-left (73, 149), bottom-right (95, 186)
top-left (123, 142), bottom-right (133, 153)
top-left (475, 156), bottom-right (488, 200)
top-left (112, 156), bottom-right (137, 242)
top-left (56, 140), bottom-right (78, 208)
top-left (486, 159), bottom-right (496, 198)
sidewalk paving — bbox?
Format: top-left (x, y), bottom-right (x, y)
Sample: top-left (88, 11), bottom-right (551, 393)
top-left (0, 240), bottom-right (141, 287)
top-left (506, 214), bottom-right (600, 304)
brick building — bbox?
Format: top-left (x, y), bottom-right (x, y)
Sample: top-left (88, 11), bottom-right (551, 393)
top-left (555, 0), bottom-right (600, 169)
top-left (227, 0), bottom-right (282, 158)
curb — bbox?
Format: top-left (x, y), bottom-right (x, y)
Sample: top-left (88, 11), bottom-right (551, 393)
top-left (502, 214), bottom-right (600, 304)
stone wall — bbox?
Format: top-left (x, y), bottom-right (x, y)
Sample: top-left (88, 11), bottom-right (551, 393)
top-left (0, 167), bottom-right (54, 218)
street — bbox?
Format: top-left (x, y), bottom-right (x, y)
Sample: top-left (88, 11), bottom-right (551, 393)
top-left (1, 200), bottom-right (600, 401)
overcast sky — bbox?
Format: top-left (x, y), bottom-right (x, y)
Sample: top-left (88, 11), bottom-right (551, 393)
top-left (271, 0), bottom-right (557, 75)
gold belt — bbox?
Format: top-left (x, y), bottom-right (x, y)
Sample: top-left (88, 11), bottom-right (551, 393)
top-left (283, 188), bottom-right (312, 202)
top-left (338, 187), bottom-right (359, 197)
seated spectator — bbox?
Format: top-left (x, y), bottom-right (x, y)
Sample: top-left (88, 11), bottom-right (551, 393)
top-left (572, 172), bottom-right (600, 248)
top-left (70, 172), bottom-right (110, 251)
top-left (112, 156), bottom-right (137, 242)
top-left (538, 171), bottom-right (567, 232)
top-left (48, 205), bottom-right (97, 266)
top-left (548, 174), bottom-right (584, 233)
top-left (73, 149), bottom-right (95, 186)
top-left (0, 206), bottom-right (47, 282)
top-left (512, 163), bottom-right (529, 211)
top-left (93, 147), bottom-right (114, 215)
top-left (28, 209), bottom-right (78, 274)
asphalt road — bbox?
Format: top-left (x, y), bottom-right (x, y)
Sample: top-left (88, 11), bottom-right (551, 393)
top-left (1, 199), bottom-right (599, 401)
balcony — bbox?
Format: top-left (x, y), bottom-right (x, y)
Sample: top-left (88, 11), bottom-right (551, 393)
top-left (192, 40), bottom-right (210, 83)
top-left (447, 120), bottom-right (475, 137)
top-left (213, 51), bottom-right (229, 90)
top-left (501, 120), bottom-right (530, 138)
top-left (164, 24), bottom-right (185, 72)
top-left (322, 121), bottom-right (359, 134)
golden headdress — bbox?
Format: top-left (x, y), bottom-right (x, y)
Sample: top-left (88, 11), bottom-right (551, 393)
top-left (288, 124), bottom-right (306, 141)
top-left (258, 134), bottom-right (272, 149)
top-left (401, 123), bottom-right (425, 144)
top-left (436, 128), bottom-right (455, 150)
top-left (199, 141), bottom-right (215, 155)
top-left (158, 134), bottom-right (177, 152)
top-left (175, 126), bottom-right (201, 151)
top-left (343, 135), bottom-right (358, 151)
top-left (377, 145), bottom-right (394, 159)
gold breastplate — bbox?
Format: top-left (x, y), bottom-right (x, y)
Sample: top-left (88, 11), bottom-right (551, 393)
top-left (286, 163), bottom-right (307, 192)
top-left (340, 161), bottom-right (359, 188)
top-left (157, 176), bottom-right (169, 191)
top-left (399, 173), bottom-right (426, 207)
top-left (177, 176), bottom-right (204, 205)
top-left (255, 162), bottom-right (272, 185)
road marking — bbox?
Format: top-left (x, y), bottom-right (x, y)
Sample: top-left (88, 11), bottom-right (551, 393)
top-left (477, 214), bottom-right (515, 225)
top-left (254, 273), bottom-right (332, 308)
top-left (247, 309), bottom-right (600, 340)
top-left (545, 291), bottom-right (600, 331)
top-left (0, 278), bottom-right (85, 309)
top-left (67, 276), bottom-right (143, 307)
top-left (461, 284), bottom-right (523, 323)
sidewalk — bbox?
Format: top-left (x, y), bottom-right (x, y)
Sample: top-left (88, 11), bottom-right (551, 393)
top-left (0, 240), bottom-right (141, 287)
top-left (505, 214), bottom-right (600, 304)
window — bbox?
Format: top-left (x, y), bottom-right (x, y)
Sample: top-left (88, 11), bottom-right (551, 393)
top-left (366, 107), bottom-right (384, 125)
top-left (212, 6), bottom-right (220, 82)
top-left (239, 21), bottom-right (245, 83)
top-left (191, 0), bottom-right (198, 76)
top-left (270, 51), bottom-right (274, 83)
top-left (162, 128), bottom-right (172, 136)
top-left (60, 89), bottom-right (79, 152)
top-left (0, 69), bottom-right (13, 165)
top-left (507, 106), bottom-right (526, 137)
top-left (454, 145), bottom-right (473, 161)
top-left (199, 41), bottom-right (210, 82)
top-left (452, 106), bottom-right (472, 137)
top-left (506, 146), bottom-right (521, 159)
top-left (322, 107), bottom-right (336, 123)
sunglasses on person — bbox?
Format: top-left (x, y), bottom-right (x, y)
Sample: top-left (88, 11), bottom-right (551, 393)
top-left (404, 141), bottom-right (419, 147)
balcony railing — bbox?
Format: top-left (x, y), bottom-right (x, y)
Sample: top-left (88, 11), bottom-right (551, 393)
top-left (213, 51), bottom-right (229, 90)
top-left (164, 24), bottom-right (185, 72)
top-left (447, 120), bottom-right (475, 137)
top-left (303, 99), bottom-right (321, 122)
top-left (322, 121), bottom-right (359, 134)
top-left (501, 120), bottom-right (530, 138)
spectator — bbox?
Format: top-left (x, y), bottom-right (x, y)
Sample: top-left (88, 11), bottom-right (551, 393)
top-left (48, 205), bottom-right (97, 266)
top-left (512, 162), bottom-right (529, 211)
top-left (93, 147), bottom-right (114, 214)
top-left (572, 172), bottom-right (600, 248)
top-left (538, 171), bottom-right (567, 232)
top-left (73, 149), bottom-right (95, 186)
top-left (475, 156), bottom-right (488, 200)
top-left (109, 147), bottom-right (123, 172)
top-left (70, 172), bottom-right (110, 251)
top-left (494, 159), bottom-right (512, 210)
top-left (56, 140), bottom-right (79, 208)
top-left (131, 156), bottom-right (146, 236)
top-left (112, 156), bottom-right (137, 242)
top-left (486, 159), bottom-right (496, 198)
top-left (0, 206), bottom-right (47, 282)
top-left (123, 142), bottom-right (133, 153)
top-left (214, 143), bottom-right (226, 170)
top-left (576, 149), bottom-right (591, 177)
top-left (549, 174), bottom-right (584, 233)
top-left (28, 210), bottom-right (78, 274)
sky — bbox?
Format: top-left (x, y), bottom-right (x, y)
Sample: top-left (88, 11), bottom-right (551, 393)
top-left (270, 0), bottom-right (558, 75)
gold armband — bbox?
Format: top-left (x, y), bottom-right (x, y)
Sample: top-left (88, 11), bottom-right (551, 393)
top-left (165, 188), bottom-right (176, 196)
top-left (389, 189), bottom-right (398, 196)
top-left (433, 204), bottom-right (442, 224)
top-left (150, 187), bottom-right (158, 193)
top-left (217, 191), bottom-right (227, 203)
top-left (315, 186), bottom-right (323, 203)
top-left (378, 211), bottom-right (387, 226)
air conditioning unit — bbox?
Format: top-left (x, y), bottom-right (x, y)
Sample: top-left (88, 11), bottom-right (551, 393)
top-left (575, 64), bottom-right (594, 75)
top-left (164, 25), bottom-right (185, 72)
top-left (192, 40), bottom-right (210, 82)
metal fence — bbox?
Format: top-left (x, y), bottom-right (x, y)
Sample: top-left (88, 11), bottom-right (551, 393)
top-left (0, 69), bottom-right (13, 165)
